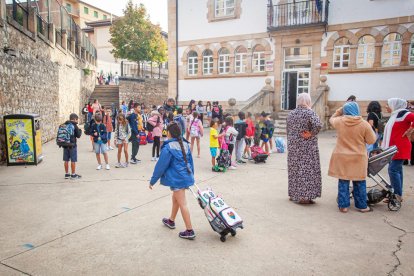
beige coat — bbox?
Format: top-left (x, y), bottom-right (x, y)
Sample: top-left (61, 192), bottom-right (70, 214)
top-left (328, 108), bottom-right (377, 181)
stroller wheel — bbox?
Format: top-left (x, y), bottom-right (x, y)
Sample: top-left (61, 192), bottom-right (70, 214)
top-left (220, 236), bottom-right (226, 242)
top-left (230, 229), bottom-right (236, 237)
top-left (388, 198), bottom-right (401, 211)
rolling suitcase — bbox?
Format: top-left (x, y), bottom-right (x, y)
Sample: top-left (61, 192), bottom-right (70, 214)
top-left (189, 184), bottom-right (243, 242)
top-left (139, 131), bottom-right (147, 145)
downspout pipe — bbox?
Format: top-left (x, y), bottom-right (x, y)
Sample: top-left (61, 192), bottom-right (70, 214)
top-left (175, 0), bottom-right (179, 103)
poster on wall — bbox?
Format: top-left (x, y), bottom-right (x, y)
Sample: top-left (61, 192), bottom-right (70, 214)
top-left (5, 119), bottom-right (35, 164)
top-left (265, 61), bottom-right (274, 72)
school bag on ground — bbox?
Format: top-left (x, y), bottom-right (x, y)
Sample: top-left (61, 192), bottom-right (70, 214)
top-left (139, 131), bottom-right (147, 145)
top-left (147, 131), bottom-right (154, 143)
top-left (250, 145), bottom-right (268, 163)
top-left (275, 137), bottom-right (286, 153)
top-left (189, 185), bottom-right (243, 242)
top-left (56, 123), bottom-right (75, 148)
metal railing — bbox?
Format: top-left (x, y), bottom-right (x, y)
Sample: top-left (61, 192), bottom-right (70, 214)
top-left (267, 0), bottom-right (329, 30)
top-left (121, 61), bottom-right (169, 79)
top-left (6, 0), bottom-right (29, 29)
top-left (36, 13), bottom-right (48, 38)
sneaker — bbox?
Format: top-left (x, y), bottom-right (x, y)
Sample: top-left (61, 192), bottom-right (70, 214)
top-left (155, 157), bottom-right (159, 161)
top-left (242, 154), bottom-right (248, 160)
top-left (236, 160), bottom-right (246, 165)
top-left (96, 164), bottom-right (102, 170)
top-left (122, 162), bottom-right (129, 168)
top-left (151, 157), bottom-right (156, 161)
top-left (65, 173), bottom-right (71, 179)
top-left (109, 146), bottom-right (114, 150)
top-left (71, 174), bottom-right (82, 179)
top-left (130, 159), bottom-right (137, 164)
top-left (229, 166), bottom-right (237, 170)
top-left (162, 218), bottom-right (176, 229)
top-left (179, 229), bottom-right (196, 240)
top-left (135, 159), bottom-right (142, 164)
top-left (231, 162), bottom-right (238, 167)
top-left (105, 164), bottom-right (110, 170)
top-left (115, 163), bottom-right (122, 168)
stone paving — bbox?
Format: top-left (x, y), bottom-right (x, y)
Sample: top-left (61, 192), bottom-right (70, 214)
top-left (0, 130), bottom-right (413, 275)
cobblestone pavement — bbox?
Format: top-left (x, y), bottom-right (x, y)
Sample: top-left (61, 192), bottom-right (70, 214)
top-left (0, 130), bottom-right (413, 275)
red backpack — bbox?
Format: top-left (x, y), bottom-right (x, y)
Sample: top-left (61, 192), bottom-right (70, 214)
top-left (246, 120), bottom-right (255, 137)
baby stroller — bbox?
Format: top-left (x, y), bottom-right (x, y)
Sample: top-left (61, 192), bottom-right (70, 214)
top-left (367, 146), bottom-right (401, 211)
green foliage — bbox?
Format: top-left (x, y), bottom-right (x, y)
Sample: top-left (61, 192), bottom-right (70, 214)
top-left (109, 1), bottom-right (167, 65)
top-left (82, 68), bottom-right (91, 76)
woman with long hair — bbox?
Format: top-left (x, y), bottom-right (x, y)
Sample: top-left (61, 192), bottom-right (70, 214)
top-left (188, 111), bottom-right (204, 158)
top-left (196, 101), bottom-right (205, 126)
top-left (114, 113), bottom-right (131, 168)
top-left (366, 100), bottom-right (383, 149)
top-left (206, 101), bottom-right (212, 126)
top-left (149, 122), bottom-right (196, 240)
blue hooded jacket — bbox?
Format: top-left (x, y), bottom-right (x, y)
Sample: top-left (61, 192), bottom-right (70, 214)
top-left (150, 138), bottom-right (195, 189)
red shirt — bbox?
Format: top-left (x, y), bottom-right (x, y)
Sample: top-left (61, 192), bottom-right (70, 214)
top-left (389, 111), bottom-right (414, 160)
top-left (87, 104), bottom-right (93, 113)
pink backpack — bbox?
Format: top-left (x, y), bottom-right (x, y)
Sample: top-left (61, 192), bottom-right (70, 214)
top-left (190, 119), bottom-right (200, 137)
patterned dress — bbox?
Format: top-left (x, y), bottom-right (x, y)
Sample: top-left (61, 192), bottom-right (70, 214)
top-left (287, 106), bottom-right (323, 201)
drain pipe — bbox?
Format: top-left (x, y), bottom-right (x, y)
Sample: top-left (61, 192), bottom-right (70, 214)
top-left (175, 0), bottom-right (179, 103)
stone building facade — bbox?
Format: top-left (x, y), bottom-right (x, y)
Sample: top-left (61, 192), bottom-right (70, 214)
top-left (119, 78), bottom-right (168, 108)
top-left (0, 0), bottom-right (96, 163)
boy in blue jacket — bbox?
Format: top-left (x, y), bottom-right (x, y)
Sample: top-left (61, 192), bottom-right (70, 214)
top-left (149, 122), bottom-right (196, 240)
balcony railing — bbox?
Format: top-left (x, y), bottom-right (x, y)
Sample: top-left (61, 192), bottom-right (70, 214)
top-left (267, 0), bottom-right (329, 31)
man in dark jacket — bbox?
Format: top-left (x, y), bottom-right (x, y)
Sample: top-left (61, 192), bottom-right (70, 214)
top-left (128, 103), bottom-right (143, 164)
top-left (63, 113), bottom-right (82, 179)
top-left (163, 98), bottom-right (176, 113)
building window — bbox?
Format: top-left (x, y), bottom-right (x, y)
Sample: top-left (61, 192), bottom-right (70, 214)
top-left (410, 35), bottom-right (414, 65)
top-left (103, 14), bottom-right (107, 20)
top-left (188, 51), bottom-right (198, 76)
top-left (215, 0), bottom-right (235, 17)
top-left (94, 11), bottom-right (98, 18)
top-left (252, 45), bottom-right (265, 72)
top-left (333, 37), bottom-right (350, 69)
top-left (203, 49), bottom-right (214, 75)
top-left (357, 35), bottom-right (375, 68)
top-left (218, 48), bottom-right (230, 74)
top-left (382, 33), bottom-right (402, 67)
top-left (84, 7), bottom-right (89, 14)
top-left (235, 46), bottom-right (247, 73)
top-left (66, 3), bottom-right (72, 12)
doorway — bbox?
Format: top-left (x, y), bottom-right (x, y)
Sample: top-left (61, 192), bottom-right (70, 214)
top-left (282, 70), bottom-right (310, 110)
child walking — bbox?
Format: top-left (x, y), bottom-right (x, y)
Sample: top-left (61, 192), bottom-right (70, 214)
top-left (149, 122), bottom-right (196, 240)
top-left (148, 108), bottom-right (164, 161)
top-left (92, 114), bottom-right (110, 170)
top-left (188, 111), bottom-right (204, 158)
top-left (114, 113), bottom-right (131, 168)
top-left (210, 118), bottom-right (223, 171)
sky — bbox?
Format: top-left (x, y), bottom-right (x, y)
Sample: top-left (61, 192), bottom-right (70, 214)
top-left (82, 0), bottom-right (168, 31)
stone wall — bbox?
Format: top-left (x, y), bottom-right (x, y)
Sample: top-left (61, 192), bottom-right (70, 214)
top-left (0, 3), bottom-right (96, 163)
top-left (119, 77), bottom-right (168, 107)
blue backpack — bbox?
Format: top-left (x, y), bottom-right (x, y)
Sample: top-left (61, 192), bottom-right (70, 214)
top-left (56, 123), bottom-right (75, 148)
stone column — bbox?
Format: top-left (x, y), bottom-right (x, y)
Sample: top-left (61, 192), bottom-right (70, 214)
top-left (48, 23), bottom-right (55, 44)
top-left (349, 45), bottom-right (358, 69)
top-left (373, 43), bottom-right (382, 67)
top-left (0, 0), bottom-right (6, 25)
top-left (71, 38), bottom-right (76, 54)
top-left (273, 37), bottom-right (283, 112)
top-left (62, 31), bottom-right (68, 50)
top-left (167, 0), bottom-right (177, 100)
top-left (28, 7), bottom-right (37, 36)
top-left (400, 41), bottom-right (410, 67)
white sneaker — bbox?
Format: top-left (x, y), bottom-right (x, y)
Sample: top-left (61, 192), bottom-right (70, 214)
top-left (105, 164), bottom-right (110, 170)
top-left (109, 146), bottom-right (114, 150)
top-left (115, 163), bottom-right (121, 168)
top-left (123, 162), bottom-right (128, 168)
top-left (229, 166), bottom-right (237, 170)
top-left (155, 157), bottom-right (159, 161)
top-left (151, 157), bottom-right (156, 161)
top-left (96, 164), bottom-right (102, 170)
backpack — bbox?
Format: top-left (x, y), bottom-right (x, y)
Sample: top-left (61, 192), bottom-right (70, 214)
top-left (190, 119), bottom-right (200, 137)
top-left (139, 131), bottom-right (147, 145)
top-left (275, 137), bottom-right (286, 153)
top-left (234, 122), bottom-right (247, 141)
top-left (246, 120), bottom-right (255, 137)
top-left (162, 119), bottom-right (169, 137)
top-left (56, 123), bottom-right (75, 148)
top-left (212, 106), bottom-right (221, 118)
top-left (146, 116), bottom-right (160, 132)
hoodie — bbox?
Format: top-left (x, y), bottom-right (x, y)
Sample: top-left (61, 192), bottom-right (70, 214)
top-left (148, 111), bottom-right (164, 137)
top-left (328, 108), bottom-right (376, 181)
top-left (150, 138), bottom-right (195, 189)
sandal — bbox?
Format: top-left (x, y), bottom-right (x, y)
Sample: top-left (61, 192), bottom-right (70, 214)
top-left (339, 208), bottom-right (348, 213)
top-left (359, 207), bottom-right (373, 213)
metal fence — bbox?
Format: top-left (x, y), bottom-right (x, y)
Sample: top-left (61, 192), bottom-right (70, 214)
top-left (267, 0), bottom-right (329, 30)
top-left (121, 61), bottom-right (169, 79)
top-left (6, 0), bottom-right (29, 29)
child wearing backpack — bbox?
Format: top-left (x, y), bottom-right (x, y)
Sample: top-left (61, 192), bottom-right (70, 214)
top-left (243, 112), bottom-right (255, 160)
top-left (188, 111), bottom-right (204, 158)
top-left (148, 108), bottom-right (164, 161)
top-left (234, 111), bottom-right (248, 165)
top-left (149, 122), bottom-right (196, 240)
top-left (210, 118), bottom-right (225, 171)
top-left (92, 114), bottom-right (110, 170)
top-left (59, 113), bottom-right (82, 179)
top-left (103, 108), bottom-right (114, 150)
top-left (223, 116), bottom-right (239, 170)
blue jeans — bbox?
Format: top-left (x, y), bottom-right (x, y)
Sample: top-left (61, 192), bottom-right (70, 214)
top-left (338, 179), bottom-right (367, 209)
top-left (388, 160), bottom-right (404, 196)
top-left (87, 112), bottom-right (93, 123)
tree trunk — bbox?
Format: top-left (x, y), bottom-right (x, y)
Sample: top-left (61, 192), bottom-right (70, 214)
top-left (150, 61), bottom-right (153, 78)
top-left (158, 63), bottom-right (161, 79)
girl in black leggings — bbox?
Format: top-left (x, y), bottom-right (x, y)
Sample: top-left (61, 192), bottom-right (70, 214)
top-left (152, 136), bottom-right (161, 160)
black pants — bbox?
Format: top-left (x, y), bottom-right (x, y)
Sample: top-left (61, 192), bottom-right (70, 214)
top-left (411, 142), bottom-right (414, 165)
top-left (130, 134), bottom-right (140, 161)
top-left (228, 144), bottom-right (234, 156)
top-left (152, 136), bottom-right (160, 157)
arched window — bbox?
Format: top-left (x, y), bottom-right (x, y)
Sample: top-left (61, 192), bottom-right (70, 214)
top-left (382, 33), bottom-right (402, 67)
top-left (187, 51), bottom-right (198, 76)
top-left (218, 48), bottom-right (230, 74)
top-left (215, 0), bottom-right (235, 17)
top-left (252, 45), bottom-right (265, 72)
top-left (203, 49), bottom-right (214, 75)
top-left (409, 35), bottom-right (414, 66)
top-left (235, 46), bottom-right (247, 73)
top-left (356, 35), bottom-right (375, 68)
top-left (333, 37), bottom-right (350, 69)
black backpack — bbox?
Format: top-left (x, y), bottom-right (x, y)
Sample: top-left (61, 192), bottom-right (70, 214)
top-left (84, 120), bottom-right (95, 135)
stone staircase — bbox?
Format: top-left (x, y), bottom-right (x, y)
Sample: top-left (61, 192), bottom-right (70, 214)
top-left (274, 110), bottom-right (290, 136)
top-left (89, 85), bottom-right (120, 109)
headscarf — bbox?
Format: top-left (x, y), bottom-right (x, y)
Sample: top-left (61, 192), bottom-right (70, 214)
top-left (382, 98), bottom-right (408, 148)
top-left (343, 102), bottom-right (360, 116)
top-left (297, 93), bottom-right (311, 109)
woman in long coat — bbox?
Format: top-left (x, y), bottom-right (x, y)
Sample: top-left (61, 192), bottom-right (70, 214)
top-left (287, 93), bottom-right (323, 204)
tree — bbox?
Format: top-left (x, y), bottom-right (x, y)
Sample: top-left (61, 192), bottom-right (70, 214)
top-left (110, 1), bottom-right (167, 77)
